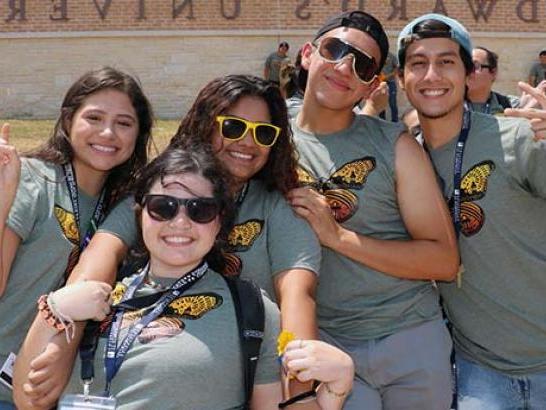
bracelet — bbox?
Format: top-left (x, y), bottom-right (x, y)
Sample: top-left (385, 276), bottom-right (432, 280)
top-left (37, 294), bottom-right (75, 342)
top-left (322, 382), bottom-right (349, 398)
top-left (37, 294), bottom-right (65, 331)
top-left (278, 381), bottom-right (320, 408)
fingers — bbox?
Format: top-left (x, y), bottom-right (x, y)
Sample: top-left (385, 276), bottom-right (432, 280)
top-left (518, 81), bottom-right (546, 108)
top-left (504, 107), bottom-right (546, 120)
top-left (0, 123), bottom-right (10, 144)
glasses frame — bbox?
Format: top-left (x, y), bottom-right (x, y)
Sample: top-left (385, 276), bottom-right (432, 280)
top-left (312, 37), bottom-right (378, 85)
top-left (216, 115), bottom-right (281, 148)
top-left (473, 62), bottom-right (493, 72)
top-left (142, 194), bottom-right (220, 224)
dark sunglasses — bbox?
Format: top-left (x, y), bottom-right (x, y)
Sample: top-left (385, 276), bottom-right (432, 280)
top-left (143, 194), bottom-right (220, 224)
top-left (216, 115), bottom-right (281, 148)
top-left (313, 37), bottom-right (378, 84)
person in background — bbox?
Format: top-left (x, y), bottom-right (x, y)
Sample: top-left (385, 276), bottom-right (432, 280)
top-left (528, 49), bottom-right (546, 87)
top-left (378, 51), bottom-right (399, 121)
top-left (264, 41), bottom-right (291, 86)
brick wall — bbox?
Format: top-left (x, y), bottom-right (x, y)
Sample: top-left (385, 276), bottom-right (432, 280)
top-left (0, 0), bottom-right (545, 118)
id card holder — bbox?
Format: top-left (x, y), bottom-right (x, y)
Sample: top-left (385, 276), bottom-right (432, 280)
top-left (58, 394), bottom-right (116, 409)
top-left (0, 352), bottom-right (16, 390)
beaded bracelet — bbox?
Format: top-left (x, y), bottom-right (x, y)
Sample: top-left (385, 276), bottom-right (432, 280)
top-left (37, 294), bottom-right (65, 331)
top-left (37, 294), bottom-right (75, 342)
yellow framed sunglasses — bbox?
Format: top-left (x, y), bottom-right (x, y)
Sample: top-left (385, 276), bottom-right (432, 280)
top-left (216, 115), bottom-right (281, 147)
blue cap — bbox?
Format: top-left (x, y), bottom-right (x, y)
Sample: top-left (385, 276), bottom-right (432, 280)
top-left (397, 14), bottom-right (472, 66)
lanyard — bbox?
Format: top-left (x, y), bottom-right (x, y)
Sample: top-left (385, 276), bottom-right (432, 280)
top-left (236, 182), bottom-right (249, 209)
top-left (62, 163), bottom-right (107, 249)
top-left (451, 107), bottom-right (471, 238)
top-left (103, 261), bottom-right (208, 396)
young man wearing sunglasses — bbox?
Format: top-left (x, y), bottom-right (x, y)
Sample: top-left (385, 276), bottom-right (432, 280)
top-left (397, 14), bottom-right (546, 408)
top-left (287, 10), bottom-right (459, 409)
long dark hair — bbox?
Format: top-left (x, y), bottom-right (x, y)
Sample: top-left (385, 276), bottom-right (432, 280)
top-left (169, 74), bottom-right (298, 195)
top-left (26, 66), bottom-right (154, 205)
top-left (132, 146), bottom-right (235, 273)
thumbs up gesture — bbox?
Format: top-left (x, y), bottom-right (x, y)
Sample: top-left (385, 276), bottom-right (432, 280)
top-left (0, 123), bottom-right (21, 219)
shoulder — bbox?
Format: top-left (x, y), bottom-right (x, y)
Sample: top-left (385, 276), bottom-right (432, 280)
top-left (355, 115), bottom-right (405, 145)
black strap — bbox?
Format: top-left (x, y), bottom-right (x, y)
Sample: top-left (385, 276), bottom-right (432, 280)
top-left (223, 276), bottom-right (265, 409)
top-left (79, 320), bottom-right (101, 382)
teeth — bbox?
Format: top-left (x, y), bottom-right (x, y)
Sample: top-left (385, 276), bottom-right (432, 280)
top-left (229, 151), bottom-right (252, 160)
top-left (92, 144), bottom-right (116, 153)
top-left (163, 236), bottom-right (191, 244)
top-left (422, 89), bottom-right (447, 96)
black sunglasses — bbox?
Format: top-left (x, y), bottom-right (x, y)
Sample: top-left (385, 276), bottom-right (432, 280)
top-left (314, 37), bottom-right (378, 84)
top-left (143, 194), bottom-right (220, 224)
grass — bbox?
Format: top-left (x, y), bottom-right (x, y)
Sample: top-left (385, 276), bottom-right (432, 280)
top-left (0, 119), bottom-right (180, 154)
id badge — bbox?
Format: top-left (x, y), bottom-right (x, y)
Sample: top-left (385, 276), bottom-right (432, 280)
top-left (58, 394), bottom-right (117, 410)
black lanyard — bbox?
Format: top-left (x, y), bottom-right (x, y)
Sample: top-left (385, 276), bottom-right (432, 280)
top-left (451, 108), bottom-right (471, 238)
top-left (103, 262), bottom-right (208, 396)
top-left (62, 163), bottom-right (107, 249)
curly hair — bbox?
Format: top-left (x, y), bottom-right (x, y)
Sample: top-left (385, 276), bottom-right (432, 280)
top-left (25, 66), bottom-right (154, 207)
top-left (169, 74), bottom-right (298, 196)
top-left (132, 145), bottom-right (236, 273)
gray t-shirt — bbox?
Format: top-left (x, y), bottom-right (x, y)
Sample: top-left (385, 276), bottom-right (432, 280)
top-left (225, 179), bottom-right (321, 302)
top-left (292, 115), bottom-right (442, 341)
top-left (0, 158), bottom-right (112, 402)
top-left (264, 52), bottom-right (290, 82)
top-left (63, 269), bottom-right (280, 410)
top-left (428, 112), bottom-right (546, 374)
top-left (529, 62), bottom-right (546, 86)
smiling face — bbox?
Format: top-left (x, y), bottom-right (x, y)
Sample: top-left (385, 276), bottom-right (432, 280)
top-left (301, 27), bottom-right (381, 113)
top-left (211, 95), bottom-right (273, 191)
top-left (142, 173), bottom-right (221, 278)
top-left (401, 37), bottom-right (467, 121)
top-left (68, 88), bottom-right (139, 190)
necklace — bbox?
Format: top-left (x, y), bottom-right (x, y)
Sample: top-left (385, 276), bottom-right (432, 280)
top-left (145, 274), bottom-right (166, 290)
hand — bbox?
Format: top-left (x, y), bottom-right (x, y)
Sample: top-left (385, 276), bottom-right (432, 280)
top-left (287, 187), bottom-right (342, 248)
top-left (505, 81), bottom-right (546, 140)
top-left (50, 281), bottom-right (112, 321)
top-left (282, 340), bottom-right (354, 392)
top-left (518, 80), bottom-right (546, 109)
top-left (0, 123), bottom-right (21, 218)
top-left (360, 81), bottom-right (389, 116)
top-left (22, 341), bottom-right (73, 409)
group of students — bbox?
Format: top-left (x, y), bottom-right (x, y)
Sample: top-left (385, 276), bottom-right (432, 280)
top-left (0, 9), bottom-right (545, 410)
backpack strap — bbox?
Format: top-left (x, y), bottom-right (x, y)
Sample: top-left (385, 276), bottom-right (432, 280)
top-left (223, 276), bottom-right (265, 409)
top-left (493, 91), bottom-right (512, 109)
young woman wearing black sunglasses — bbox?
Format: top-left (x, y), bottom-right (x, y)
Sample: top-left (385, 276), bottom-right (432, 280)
top-left (14, 147), bottom-right (284, 409)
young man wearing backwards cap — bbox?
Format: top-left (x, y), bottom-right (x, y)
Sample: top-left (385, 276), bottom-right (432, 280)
top-left (397, 14), bottom-right (546, 408)
top-left (287, 10), bottom-right (459, 409)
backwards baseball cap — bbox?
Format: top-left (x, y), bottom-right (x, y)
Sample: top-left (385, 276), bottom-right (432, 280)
top-left (397, 13), bottom-right (473, 67)
top-left (314, 10), bottom-right (389, 71)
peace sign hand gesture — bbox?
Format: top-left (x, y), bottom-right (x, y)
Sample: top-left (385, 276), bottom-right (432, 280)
top-left (0, 123), bottom-right (22, 219)
top-left (505, 81), bottom-right (546, 141)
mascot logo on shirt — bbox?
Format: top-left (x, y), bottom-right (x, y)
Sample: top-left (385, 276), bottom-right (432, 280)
top-left (54, 206), bottom-right (79, 245)
top-left (103, 286), bottom-right (223, 344)
top-left (222, 219), bottom-right (264, 277)
top-left (297, 156), bottom-right (376, 223)
top-left (448, 160), bottom-right (495, 237)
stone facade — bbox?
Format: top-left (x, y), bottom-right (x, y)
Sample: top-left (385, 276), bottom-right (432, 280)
top-left (1, 1), bottom-right (545, 118)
